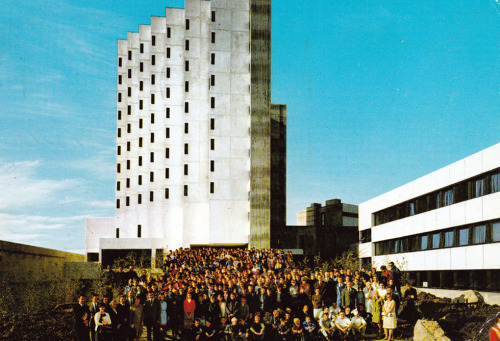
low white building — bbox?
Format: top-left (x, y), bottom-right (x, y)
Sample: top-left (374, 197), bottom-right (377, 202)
top-left (86, 0), bottom-right (286, 266)
top-left (359, 143), bottom-right (500, 291)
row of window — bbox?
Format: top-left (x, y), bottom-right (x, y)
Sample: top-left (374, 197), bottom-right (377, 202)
top-left (373, 168), bottom-right (500, 226)
top-left (116, 183), bottom-right (216, 208)
top-left (374, 220), bottom-right (500, 255)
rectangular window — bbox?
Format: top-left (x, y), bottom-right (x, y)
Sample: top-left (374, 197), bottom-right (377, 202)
top-left (127, 141), bottom-right (131, 151)
top-left (166, 107), bottom-right (170, 118)
top-left (186, 19), bottom-right (190, 30)
top-left (118, 57), bottom-right (122, 67)
top-left (127, 87), bottom-right (131, 96)
top-left (117, 146), bottom-right (121, 155)
top-left (138, 156), bottom-right (142, 166)
top-left (151, 113), bottom-right (155, 124)
top-left (211, 75), bottom-right (215, 86)
top-left (211, 32), bottom-right (215, 43)
top-left (150, 171), bottom-right (154, 182)
top-left (128, 69), bottom-right (132, 78)
top-left (185, 60), bottom-right (189, 71)
top-left (138, 175), bottom-right (142, 185)
top-left (152, 55), bottom-right (156, 65)
top-left (210, 160), bottom-right (214, 172)
top-left (166, 88), bottom-right (170, 98)
top-left (210, 139), bottom-right (215, 150)
top-left (459, 227), bottom-right (469, 246)
top-left (444, 189), bottom-right (454, 206)
top-left (211, 53), bottom-right (215, 65)
top-left (409, 202), bottom-right (415, 216)
top-left (165, 148), bottom-right (170, 158)
top-left (138, 194), bottom-right (142, 204)
top-left (118, 110), bottom-right (122, 120)
top-left (150, 151), bottom-right (154, 162)
top-left (138, 225), bottom-right (142, 238)
top-left (210, 182), bottom-right (214, 194)
top-left (210, 118), bottom-right (215, 130)
top-left (117, 128), bottom-right (121, 138)
top-left (491, 173), bottom-right (500, 193)
top-left (118, 75), bottom-right (122, 84)
top-left (444, 231), bottom-right (454, 247)
top-left (139, 119), bottom-right (143, 129)
top-left (185, 40), bottom-right (189, 51)
top-left (126, 159), bottom-right (130, 169)
top-left (166, 128), bottom-right (170, 138)
top-left (116, 181), bottom-right (120, 191)
top-left (432, 233), bottom-right (440, 249)
top-left (475, 179), bottom-right (485, 198)
top-left (139, 100), bottom-right (143, 110)
top-left (127, 105), bottom-right (131, 115)
top-left (473, 224), bottom-right (486, 244)
top-left (126, 196), bottom-right (130, 206)
top-left (184, 143), bottom-right (189, 154)
top-left (492, 222), bottom-right (500, 242)
top-left (140, 43), bottom-right (144, 53)
top-left (152, 35), bottom-right (156, 46)
top-left (116, 199), bottom-right (120, 208)
top-left (184, 164), bottom-right (188, 175)
top-left (184, 123), bottom-right (189, 134)
top-left (150, 191), bottom-right (154, 202)
top-left (210, 97), bottom-right (215, 108)
top-left (150, 133), bottom-right (154, 143)
top-left (184, 102), bottom-right (189, 113)
top-left (116, 228), bottom-right (120, 238)
top-left (117, 163), bottom-right (121, 173)
top-left (118, 93), bottom-right (122, 102)
top-left (167, 47), bottom-right (171, 58)
top-left (436, 191), bottom-right (442, 209)
top-left (127, 124), bottom-right (131, 134)
top-left (185, 81), bottom-right (189, 92)
top-left (211, 10), bottom-right (215, 22)
top-left (166, 67), bottom-right (170, 78)
top-left (151, 74), bottom-right (155, 85)
top-left (184, 185), bottom-right (188, 196)
top-left (165, 188), bottom-right (169, 199)
top-left (165, 168), bottom-right (169, 179)
top-left (167, 27), bottom-right (171, 38)
top-left (420, 235), bottom-right (428, 250)
top-left (140, 62), bottom-right (144, 72)
top-left (128, 50), bottom-right (132, 60)
top-left (140, 81), bottom-right (144, 91)
top-left (126, 178), bottom-right (130, 188)
top-left (151, 94), bottom-right (155, 104)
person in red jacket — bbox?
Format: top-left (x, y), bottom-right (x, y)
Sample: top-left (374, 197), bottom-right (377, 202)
top-left (184, 292), bottom-right (197, 330)
top-left (490, 312), bottom-right (500, 341)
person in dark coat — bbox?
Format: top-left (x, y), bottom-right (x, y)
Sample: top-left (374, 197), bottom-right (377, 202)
top-left (144, 292), bottom-right (161, 341)
top-left (341, 281), bottom-right (358, 310)
top-left (73, 295), bottom-right (90, 341)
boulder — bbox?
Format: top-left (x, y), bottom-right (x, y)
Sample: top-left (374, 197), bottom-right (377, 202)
top-left (462, 290), bottom-right (484, 303)
top-left (414, 320), bottom-right (451, 341)
top-left (452, 295), bottom-right (466, 304)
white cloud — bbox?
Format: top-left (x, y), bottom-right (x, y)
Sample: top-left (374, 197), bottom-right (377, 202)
top-left (0, 160), bottom-right (78, 210)
top-left (0, 213), bottom-right (87, 253)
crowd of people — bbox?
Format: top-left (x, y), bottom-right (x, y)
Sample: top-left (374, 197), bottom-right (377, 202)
top-left (73, 247), bottom-right (419, 341)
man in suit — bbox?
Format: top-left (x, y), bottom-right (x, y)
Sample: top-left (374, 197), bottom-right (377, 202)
top-left (144, 291), bottom-right (161, 341)
top-left (117, 295), bottom-right (130, 341)
top-left (341, 281), bottom-right (358, 310)
top-left (73, 295), bottom-right (90, 341)
top-left (89, 294), bottom-right (100, 341)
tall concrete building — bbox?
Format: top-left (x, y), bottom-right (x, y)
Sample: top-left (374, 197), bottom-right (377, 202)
top-left (86, 0), bottom-right (286, 265)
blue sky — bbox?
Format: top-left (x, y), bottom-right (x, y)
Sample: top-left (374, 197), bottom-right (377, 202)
top-left (0, 0), bottom-right (499, 254)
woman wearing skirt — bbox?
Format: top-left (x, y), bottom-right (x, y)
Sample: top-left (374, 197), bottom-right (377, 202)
top-left (382, 293), bottom-right (396, 341)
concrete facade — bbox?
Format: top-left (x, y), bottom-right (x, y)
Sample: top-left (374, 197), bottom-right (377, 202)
top-left (0, 240), bottom-right (86, 283)
top-left (359, 143), bottom-right (500, 291)
top-left (86, 0), bottom-right (285, 263)
top-left (277, 199), bottom-right (359, 258)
